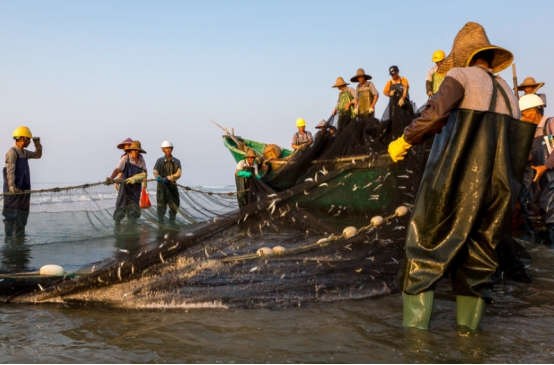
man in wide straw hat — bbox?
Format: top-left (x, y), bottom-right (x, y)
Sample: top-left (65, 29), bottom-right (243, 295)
top-left (108, 140), bottom-right (148, 229)
top-left (388, 22), bottom-right (536, 330)
top-left (331, 77), bottom-right (357, 132)
top-left (350, 68), bottom-right (379, 119)
top-left (518, 77), bottom-right (547, 107)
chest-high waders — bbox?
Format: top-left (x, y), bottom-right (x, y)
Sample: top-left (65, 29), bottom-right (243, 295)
top-left (2, 148), bottom-right (31, 239)
top-left (235, 166), bottom-right (254, 209)
top-left (337, 90), bottom-right (355, 132)
top-left (530, 118), bottom-right (554, 247)
top-left (156, 160), bottom-right (181, 226)
top-left (431, 73), bottom-right (444, 94)
top-left (399, 75), bottom-right (535, 330)
top-left (295, 133), bottom-right (310, 150)
top-left (357, 83), bottom-right (375, 120)
top-left (387, 80), bottom-right (414, 142)
top-left (114, 157), bottom-right (144, 225)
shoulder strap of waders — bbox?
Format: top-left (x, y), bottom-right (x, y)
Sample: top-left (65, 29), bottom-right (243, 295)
top-left (488, 73), bottom-right (514, 117)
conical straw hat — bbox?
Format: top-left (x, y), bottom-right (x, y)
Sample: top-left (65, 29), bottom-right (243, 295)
top-left (124, 140), bottom-right (147, 154)
top-left (332, 77), bottom-right (349, 88)
top-left (436, 22), bottom-right (513, 76)
top-left (350, 68), bottom-right (372, 82)
top-left (517, 77), bottom-right (545, 91)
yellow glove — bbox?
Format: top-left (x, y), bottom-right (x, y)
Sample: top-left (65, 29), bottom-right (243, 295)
top-left (398, 98), bottom-right (405, 107)
top-left (114, 183), bottom-right (119, 191)
top-left (389, 90), bottom-right (395, 97)
top-left (388, 135), bottom-right (412, 162)
top-left (368, 107), bottom-right (375, 114)
top-left (125, 172), bottom-right (147, 184)
top-left (125, 177), bottom-right (136, 184)
top-left (427, 90), bottom-right (433, 97)
top-left (8, 186), bottom-right (21, 194)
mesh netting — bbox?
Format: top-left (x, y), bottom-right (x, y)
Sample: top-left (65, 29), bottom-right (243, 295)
top-left (0, 105), bottom-right (532, 307)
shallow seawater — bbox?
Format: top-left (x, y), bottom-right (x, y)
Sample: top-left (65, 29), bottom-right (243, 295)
top-left (1, 240), bottom-right (554, 363)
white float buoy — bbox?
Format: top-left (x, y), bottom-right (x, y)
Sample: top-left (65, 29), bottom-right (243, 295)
top-left (39, 264), bottom-right (64, 276)
top-left (371, 216), bottom-right (384, 227)
top-left (395, 206), bottom-right (409, 217)
top-left (272, 246), bottom-right (286, 254)
top-left (342, 226), bottom-right (358, 238)
top-left (257, 247), bottom-right (273, 256)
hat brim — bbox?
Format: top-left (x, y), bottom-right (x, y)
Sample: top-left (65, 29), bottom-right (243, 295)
top-left (465, 46), bottom-right (514, 73)
top-left (518, 82), bottom-right (545, 91)
top-left (350, 74), bottom-right (372, 82)
top-left (124, 148), bottom-right (147, 154)
top-left (332, 82), bottom-right (349, 88)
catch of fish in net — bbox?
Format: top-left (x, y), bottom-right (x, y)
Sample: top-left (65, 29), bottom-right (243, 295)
top-left (0, 114), bottom-right (530, 308)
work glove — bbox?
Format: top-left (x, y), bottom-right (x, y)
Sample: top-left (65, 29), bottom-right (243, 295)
top-left (388, 135), bottom-right (412, 163)
top-left (427, 90), bottom-right (433, 97)
top-left (156, 176), bottom-right (163, 183)
top-left (237, 170), bottom-right (252, 178)
top-left (125, 177), bottom-right (137, 184)
top-left (114, 183), bottom-right (119, 191)
top-left (255, 174), bottom-right (261, 180)
top-left (163, 177), bottom-right (170, 184)
top-left (125, 172), bottom-right (147, 184)
top-left (398, 98), bottom-right (405, 107)
top-left (8, 186), bottom-right (21, 194)
top-left (368, 107), bottom-right (375, 114)
top-left (389, 90), bottom-right (395, 97)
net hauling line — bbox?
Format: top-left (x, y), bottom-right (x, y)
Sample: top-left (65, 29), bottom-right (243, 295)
top-left (10, 154), bottom-right (378, 303)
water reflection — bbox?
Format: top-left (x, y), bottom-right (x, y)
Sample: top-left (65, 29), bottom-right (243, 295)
top-left (0, 237), bottom-right (32, 272)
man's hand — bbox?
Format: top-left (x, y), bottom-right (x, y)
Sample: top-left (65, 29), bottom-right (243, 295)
top-left (389, 90), bottom-right (395, 97)
top-left (163, 177), bottom-right (170, 184)
top-left (332, 108), bottom-right (337, 116)
top-left (8, 186), bottom-right (21, 194)
top-left (156, 176), bottom-right (163, 183)
top-left (368, 107), bottom-right (375, 114)
top-left (398, 98), bottom-right (405, 107)
top-left (125, 177), bottom-right (136, 184)
top-left (532, 165), bottom-right (548, 181)
top-left (427, 91), bottom-right (433, 97)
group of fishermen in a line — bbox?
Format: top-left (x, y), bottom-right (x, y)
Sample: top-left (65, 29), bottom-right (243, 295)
top-left (2, 133), bottom-right (184, 240)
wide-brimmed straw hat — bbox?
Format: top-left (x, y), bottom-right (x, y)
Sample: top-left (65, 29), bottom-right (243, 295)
top-left (117, 137), bottom-right (133, 150)
top-left (517, 77), bottom-right (545, 91)
top-left (245, 149), bottom-right (257, 159)
top-left (436, 22), bottom-right (513, 76)
top-left (350, 68), bottom-right (372, 82)
top-left (124, 140), bottom-right (147, 154)
top-left (315, 120), bottom-right (327, 129)
top-left (332, 77), bottom-right (349, 88)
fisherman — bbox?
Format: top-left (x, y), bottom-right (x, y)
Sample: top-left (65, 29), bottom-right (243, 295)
top-left (350, 68), bottom-right (379, 119)
top-left (114, 138), bottom-right (134, 190)
top-left (331, 77), bottom-right (356, 132)
top-left (383, 66), bottom-right (414, 142)
top-left (107, 141), bottom-right (148, 229)
top-left (314, 120), bottom-right (328, 138)
top-left (153, 141), bottom-right (182, 226)
top-left (2, 127), bottom-right (42, 240)
top-left (426, 50), bottom-right (445, 97)
top-left (291, 118), bottom-right (313, 150)
top-left (518, 77), bottom-right (547, 107)
top-left (518, 94), bottom-right (554, 247)
top-left (388, 22), bottom-right (533, 330)
top-left (235, 149), bottom-right (260, 207)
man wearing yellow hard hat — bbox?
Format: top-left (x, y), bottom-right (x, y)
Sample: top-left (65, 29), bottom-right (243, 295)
top-left (3, 126), bottom-right (42, 240)
top-left (291, 118), bottom-right (313, 150)
top-left (426, 50), bottom-right (445, 97)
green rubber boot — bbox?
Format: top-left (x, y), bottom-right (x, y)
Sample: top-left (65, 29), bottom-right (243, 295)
top-left (456, 295), bottom-right (485, 330)
top-left (402, 291), bottom-right (434, 330)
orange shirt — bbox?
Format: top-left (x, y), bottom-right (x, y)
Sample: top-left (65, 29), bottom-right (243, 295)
top-left (383, 77), bottom-right (409, 95)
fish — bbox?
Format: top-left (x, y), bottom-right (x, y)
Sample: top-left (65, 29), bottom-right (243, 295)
top-left (406, 168), bottom-right (413, 174)
top-left (250, 267), bottom-right (258, 272)
top-left (243, 213), bottom-right (249, 222)
top-left (334, 210), bottom-right (341, 217)
top-left (366, 256), bottom-right (375, 261)
top-left (392, 257), bottom-right (398, 264)
top-left (204, 247), bottom-right (210, 258)
top-left (38, 284), bottom-right (44, 291)
top-left (118, 266), bottom-right (122, 281)
top-left (352, 184), bottom-right (358, 191)
top-left (259, 223), bottom-right (263, 234)
top-left (337, 182), bottom-right (345, 187)
top-left (322, 166), bottom-right (328, 175)
top-left (91, 265), bottom-right (96, 273)
top-left (344, 173), bottom-right (352, 179)
top-left (373, 184), bottom-right (382, 191)
top-left (319, 183), bottom-right (328, 187)
top-left (314, 172), bottom-right (318, 183)
top-left (368, 162), bottom-right (372, 168)
top-left (392, 226), bottom-right (406, 230)
top-left (218, 250), bottom-right (228, 257)
top-left (267, 193), bottom-right (278, 198)
top-left (159, 252), bottom-right (165, 264)
top-left (164, 233), bottom-right (169, 239)
top-left (369, 197), bottom-right (379, 201)
top-left (355, 268), bottom-right (363, 273)
top-left (304, 178), bottom-right (313, 182)
top-left (403, 192), bottom-right (415, 198)
top-left (159, 243), bottom-right (164, 249)
top-left (344, 244), bottom-right (352, 251)
top-left (280, 274), bottom-right (286, 279)
top-left (118, 249), bottom-right (129, 253)
top-left (363, 182), bottom-right (373, 189)
top-left (352, 159), bottom-right (356, 165)
top-left (397, 175), bottom-right (409, 179)
top-left (397, 186), bottom-right (406, 189)
top-left (382, 173), bottom-right (391, 181)
top-left (327, 205), bottom-right (335, 213)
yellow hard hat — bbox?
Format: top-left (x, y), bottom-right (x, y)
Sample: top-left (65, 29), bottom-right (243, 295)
top-left (12, 126), bottom-right (32, 139)
top-left (432, 50), bottom-right (445, 63)
top-left (296, 118), bottom-right (306, 127)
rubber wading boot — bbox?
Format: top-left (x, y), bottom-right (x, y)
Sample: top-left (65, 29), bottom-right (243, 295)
top-left (402, 291), bottom-right (434, 330)
top-left (521, 221), bottom-right (536, 243)
top-left (546, 225), bottom-right (554, 249)
top-left (4, 221), bottom-right (14, 241)
top-left (456, 295), bottom-right (485, 330)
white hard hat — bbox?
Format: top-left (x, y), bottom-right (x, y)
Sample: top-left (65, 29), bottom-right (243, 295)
top-left (519, 94), bottom-right (545, 111)
top-left (161, 140), bottom-right (174, 148)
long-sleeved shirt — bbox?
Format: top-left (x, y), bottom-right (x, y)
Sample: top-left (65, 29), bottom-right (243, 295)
top-left (383, 77), bottom-right (409, 96)
top-left (534, 116), bottom-right (554, 169)
top-left (404, 65), bottom-right (519, 146)
top-left (5, 143), bottom-right (42, 188)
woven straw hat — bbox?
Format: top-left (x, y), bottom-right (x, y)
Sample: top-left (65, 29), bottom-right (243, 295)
top-left (124, 140), bottom-right (147, 154)
top-left (350, 68), bottom-right (372, 82)
top-left (332, 77), bottom-right (349, 88)
top-left (436, 22), bottom-right (513, 76)
top-left (517, 77), bottom-right (545, 91)
top-left (245, 149), bottom-right (257, 158)
top-left (117, 137), bottom-right (133, 150)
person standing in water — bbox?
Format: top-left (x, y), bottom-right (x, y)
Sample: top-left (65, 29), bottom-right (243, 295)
top-left (108, 141), bottom-right (148, 229)
top-left (153, 140), bottom-right (182, 226)
top-left (3, 126), bottom-right (42, 240)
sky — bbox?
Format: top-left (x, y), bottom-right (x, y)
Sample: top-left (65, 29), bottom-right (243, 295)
top-left (1, 0), bottom-right (553, 187)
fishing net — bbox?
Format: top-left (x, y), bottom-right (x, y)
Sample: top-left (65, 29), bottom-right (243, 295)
top-left (0, 108), bottom-right (532, 307)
